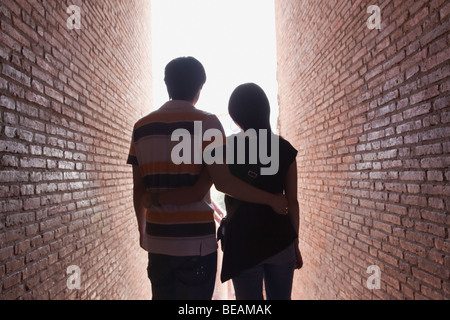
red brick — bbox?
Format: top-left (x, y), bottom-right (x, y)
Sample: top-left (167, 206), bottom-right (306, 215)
top-left (276, 0), bottom-right (450, 300)
top-left (0, 0), bottom-right (152, 300)
top-left (399, 171), bottom-right (426, 181)
top-left (441, 1), bottom-right (450, 19)
top-left (0, 95), bottom-right (16, 110)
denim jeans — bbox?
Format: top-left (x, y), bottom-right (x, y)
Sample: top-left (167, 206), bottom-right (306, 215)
top-left (232, 243), bottom-right (296, 300)
top-left (147, 251), bottom-right (217, 300)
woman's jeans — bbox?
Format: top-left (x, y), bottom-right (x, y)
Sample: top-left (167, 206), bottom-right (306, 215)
top-left (232, 243), bottom-right (296, 300)
top-left (147, 251), bottom-right (217, 300)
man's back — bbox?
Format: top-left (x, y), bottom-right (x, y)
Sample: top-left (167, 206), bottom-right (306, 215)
top-left (128, 100), bottom-right (224, 257)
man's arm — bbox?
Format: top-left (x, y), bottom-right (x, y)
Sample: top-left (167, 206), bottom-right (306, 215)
top-left (143, 168), bottom-right (213, 207)
top-left (140, 114), bottom-right (286, 214)
top-left (201, 115), bottom-right (287, 214)
top-left (143, 164), bottom-right (287, 215)
top-left (206, 162), bottom-right (287, 215)
top-left (132, 165), bottom-right (147, 249)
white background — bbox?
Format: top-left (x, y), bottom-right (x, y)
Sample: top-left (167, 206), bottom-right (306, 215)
top-left (151, 0), bottom-right (279, 134)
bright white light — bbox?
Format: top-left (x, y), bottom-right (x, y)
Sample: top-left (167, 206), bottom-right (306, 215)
top-left (151, 0), bottom-right (279, 134)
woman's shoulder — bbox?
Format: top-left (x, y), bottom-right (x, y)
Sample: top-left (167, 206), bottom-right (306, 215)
top-left (277, 135), bottom-right (298, 154)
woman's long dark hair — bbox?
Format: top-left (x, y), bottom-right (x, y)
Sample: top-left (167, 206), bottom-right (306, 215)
top-left (228, 83), bottom-right (271, 132)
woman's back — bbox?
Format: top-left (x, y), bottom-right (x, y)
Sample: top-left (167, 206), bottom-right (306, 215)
top-left (221, 135), bottom-right (298, 282)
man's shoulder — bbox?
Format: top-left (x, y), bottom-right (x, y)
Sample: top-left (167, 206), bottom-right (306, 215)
top-left (185, 106), bottom-right (218, 120)
top-left (136, 105), bottom-right (218, 124)
top-left (132, 110), bottom-right (160, 130)
top-left (133, 111), bottom-right (223, 134)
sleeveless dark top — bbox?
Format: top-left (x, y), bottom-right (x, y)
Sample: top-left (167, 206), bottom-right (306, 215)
top-left (220, 135), bottom-right (298, 282)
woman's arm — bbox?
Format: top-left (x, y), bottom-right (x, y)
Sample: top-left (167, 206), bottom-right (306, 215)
top-left (285, 159), bottom-right (302, 268)
top-left (285, 160), bottom-right (299, 235)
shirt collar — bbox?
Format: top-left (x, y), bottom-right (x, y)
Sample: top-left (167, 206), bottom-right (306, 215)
top-left (161, 100), bottom-right (195, 110)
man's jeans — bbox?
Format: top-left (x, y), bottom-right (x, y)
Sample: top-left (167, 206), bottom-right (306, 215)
top-left (147, 251), bottom-right (217, 300)
top-left (232, 243), bottom-right (296, 300)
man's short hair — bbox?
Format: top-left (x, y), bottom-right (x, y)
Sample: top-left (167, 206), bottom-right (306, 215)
top-left (164, 57), bottom-right (207, 101)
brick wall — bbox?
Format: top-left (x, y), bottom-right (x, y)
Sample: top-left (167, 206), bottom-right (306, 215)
top-left (1, 0), bottom-right (152, 299)
top-left (275, 0), bottom-right (449, 299)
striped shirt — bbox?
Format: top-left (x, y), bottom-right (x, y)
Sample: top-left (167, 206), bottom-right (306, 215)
top-left (127, 100), bottom-right (225, 256)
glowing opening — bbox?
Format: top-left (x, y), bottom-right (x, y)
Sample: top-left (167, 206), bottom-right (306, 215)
top-left (151, 0), bottom-right (279, 135)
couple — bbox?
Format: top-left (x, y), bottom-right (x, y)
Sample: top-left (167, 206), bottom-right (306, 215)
top-left (128, 57), bottom-right (301, 300)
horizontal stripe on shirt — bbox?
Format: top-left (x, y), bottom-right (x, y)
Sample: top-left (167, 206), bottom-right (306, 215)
top-left (134, 108), bottom-right (209, 127)
top-left (146, 221), bottom-right (216, 238)
top-left (143, 173), bottom-right (199, 189)
top-left (133, 135), bottom-right (203, 166)
top-left (146, 209), bottom-right (214, 224)
top-left (140, 162), bottom-right (203, 176)
top-left (134, 121), bottom-right (196, 143)
top-left (143, 234), bottom-right (218, 257)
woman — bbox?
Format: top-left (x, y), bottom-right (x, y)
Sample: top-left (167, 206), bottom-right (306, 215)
top-left (145, 83), bottom-right (301, 300)
top-left (219, 83), bottom-right (301, 300)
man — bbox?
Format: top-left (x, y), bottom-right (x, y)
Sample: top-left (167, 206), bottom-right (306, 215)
top-left (127, 57), bottom-right (287, 300)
